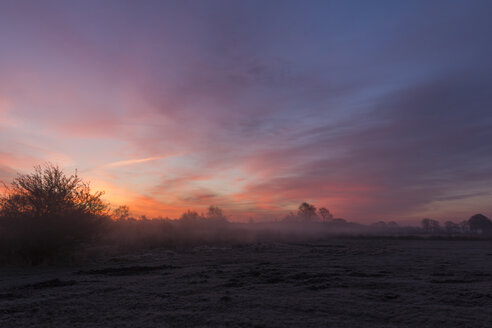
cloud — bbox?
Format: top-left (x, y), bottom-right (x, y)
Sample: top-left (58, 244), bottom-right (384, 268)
top-left (1, 1), bottom-right (492, 221)
top-left (104, 156), bottom-right (166, 168)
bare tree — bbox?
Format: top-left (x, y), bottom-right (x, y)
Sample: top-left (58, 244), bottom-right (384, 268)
top-left (421, 218), bottom-right (441, 234)
top-left (318, 207), bottom-right (333, 221)
top-left (0, 164), bottom-right (109, 264)
top-left (206, 205), bottom-right (227, 223)
top-left (298, 202), bottom-right (318, 222)
top-left (0, 163), bottom-right (108, 218)
top-left (112, 205), bottom-right (130, 221)
top-left (444, 221), bottom-right (460, 236)
top-left (180, 210), bottom-right (202, 223)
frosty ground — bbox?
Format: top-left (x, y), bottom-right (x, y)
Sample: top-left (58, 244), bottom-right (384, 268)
top-left (1, 239), bottom-right (491, 327)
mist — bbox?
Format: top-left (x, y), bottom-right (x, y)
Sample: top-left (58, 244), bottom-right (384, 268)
top-left (2, 201), bottom-right (489, 266)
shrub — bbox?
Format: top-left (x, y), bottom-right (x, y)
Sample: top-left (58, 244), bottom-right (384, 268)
top-left (0, 163), bottom-right (110, 265)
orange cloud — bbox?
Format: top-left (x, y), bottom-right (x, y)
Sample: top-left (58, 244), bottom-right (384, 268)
top-left (104, 156), bottom-right (165, 168)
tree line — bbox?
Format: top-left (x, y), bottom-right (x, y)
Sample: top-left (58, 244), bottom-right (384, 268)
top-left (421, 215), bottom-right (492, 235)
top-left (1, 163), bottom-right (491, 265)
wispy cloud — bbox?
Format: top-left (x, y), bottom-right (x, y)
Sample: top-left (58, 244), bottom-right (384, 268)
top-left (104, 156), bottom-right (164, 168)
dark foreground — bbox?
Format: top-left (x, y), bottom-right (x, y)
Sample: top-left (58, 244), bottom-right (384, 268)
top-left (1, 239), bottom-right (492, 327)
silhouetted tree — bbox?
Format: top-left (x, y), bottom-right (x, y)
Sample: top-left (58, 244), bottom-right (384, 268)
top-left (298, 202), bottom-right (318, 222)
top-left (459, 220), bottom-right (470, 233)
top-left (206, 205), bottom-right (227, 223)
top-left (421, 218), bottom-right (441, 234)
top-left (444, 221), bottom-right (460, 235)
top-left (180, 210), bottom-right (201, 223)
top-left (0, 163), bottom-right (109, 264)
top-left (207, 205), bottom-right (223, 217)
top-left (112, 205), bottom-right (130, 221)
top-left (468, 214), bottom-right (492, 235)
top-left (0, 163), bottom-right (108, 218)
top-left (318, 207), bottom-right (333, 221)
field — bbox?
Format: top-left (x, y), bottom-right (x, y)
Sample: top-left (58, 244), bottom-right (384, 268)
top-left (1, 239), bottom-right (492, 327)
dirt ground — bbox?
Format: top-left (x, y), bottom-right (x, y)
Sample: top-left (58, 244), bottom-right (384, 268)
top-left (1, 239), bottom-right (491, 327)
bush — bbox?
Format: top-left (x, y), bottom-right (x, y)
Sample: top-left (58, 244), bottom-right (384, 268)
top-left (0, 163), bottom-right (110, 265)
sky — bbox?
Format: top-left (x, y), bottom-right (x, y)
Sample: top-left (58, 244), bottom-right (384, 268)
top-left (1, 0), bottom-right (491, 223)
